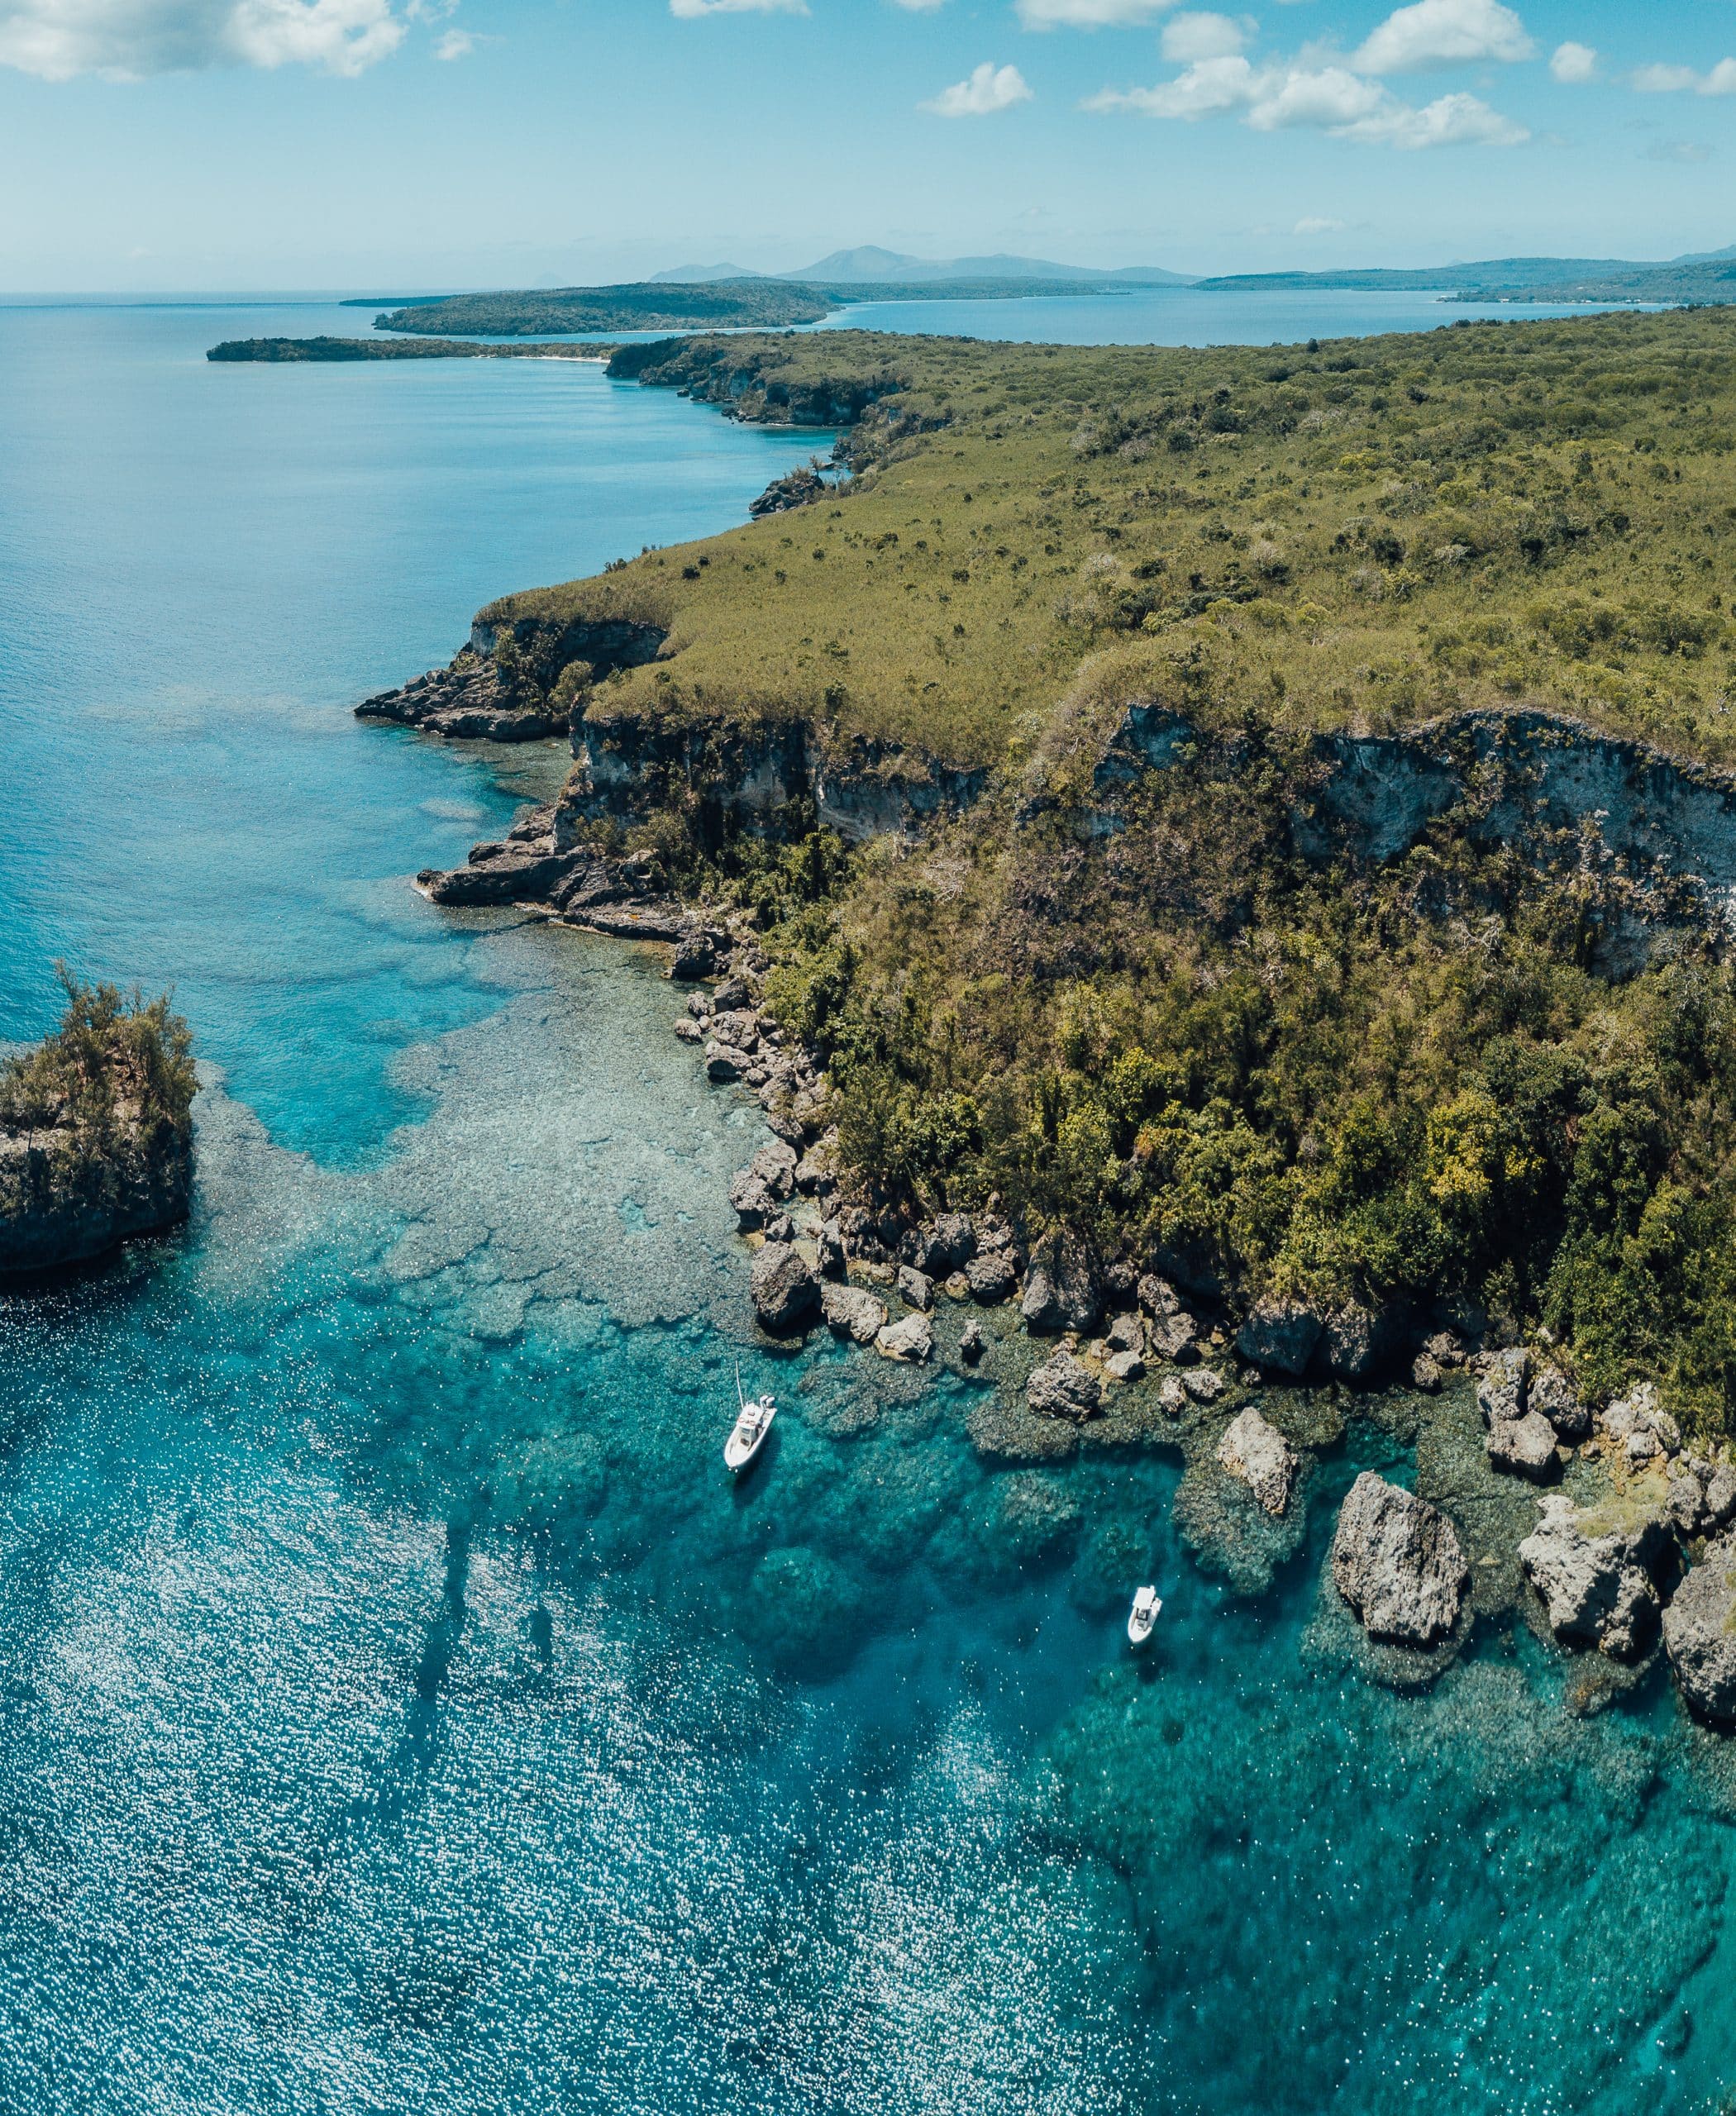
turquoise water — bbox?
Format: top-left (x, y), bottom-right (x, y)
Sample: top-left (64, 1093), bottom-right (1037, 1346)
top-left (821, 285), bottom-right (1627, 347)
top-left (2, 300), bottom-right (1736, 2114)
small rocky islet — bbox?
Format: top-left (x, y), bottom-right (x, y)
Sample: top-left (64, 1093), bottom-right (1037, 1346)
top-left (0, 975), bottom-right (196, 1280)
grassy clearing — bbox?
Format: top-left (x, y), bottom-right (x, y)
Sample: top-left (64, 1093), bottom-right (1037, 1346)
top-left (493, 307), bottom-right (1736, 773)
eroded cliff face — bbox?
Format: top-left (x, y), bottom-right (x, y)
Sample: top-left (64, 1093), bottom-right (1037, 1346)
top-left (0, 1115), bottom-right (193, 1278)
top-left (356, 617), bottom-right (667, 744)
top-left (560, 709), bottom-right (989, 848)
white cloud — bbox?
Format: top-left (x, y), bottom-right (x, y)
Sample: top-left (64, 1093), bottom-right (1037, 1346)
top-left (1340, 86), bottom-right (1527, 145)
top-left (669, 0), bottom-right (806, 16)
top-left (0, 0), bottom-right (403, 77)
top-left (1354, 0), bottom-right (1533, 74)
top-left (1633, 58), bottom-right (1736, 97)
top-left (1088, 52), bottom-right (1528, 146)
top-left (922, 60), bottom-right (1032, 115)
top-left (1160, 10), bottom-right (1247, 61)
top-left (434, 22), bottom-right (467, 54)
top-left (1294, 215), bottom-right (1346, 232)
top-left (1549, 39), bottom-right (1595, 84)
top-left (888, 0), bottom-right (946, 10)
top-left (1018, 0), bottom-right (1175, 30)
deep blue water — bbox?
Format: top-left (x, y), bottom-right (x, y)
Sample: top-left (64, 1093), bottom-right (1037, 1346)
top-left (2, 299), bottom-right (1735, 2115)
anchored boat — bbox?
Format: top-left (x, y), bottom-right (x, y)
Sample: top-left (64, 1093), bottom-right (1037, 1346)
top-left (725, 1364), bottom-right (777, 1474)
top-left (1127, 1585), bottom-right (1162, 1647)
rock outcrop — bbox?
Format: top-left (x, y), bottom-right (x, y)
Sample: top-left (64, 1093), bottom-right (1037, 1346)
top-left (1663, 1538), bottom-right (1736, 1723)
top-left (751, 1243), bottom-right (819, 1333)
top-left (1236, 1299), bottom-right (1322, 1378)
top-left (1216, 1407), bottom-right (1300, 1518)
top-left (875, 1312), bottom-right (933, 1363)
top-left (1331, 1472), bottom-right (1469, 1649)
top-left (1020, 1230), bottom-right (1100, 1336)
top-left (0, 1116), bottom-right (193, 1279)
top-left (1027, 1351), bottom-right (1102, 1422)
top-left (1518, 1495), bottom-right (1667, 1660)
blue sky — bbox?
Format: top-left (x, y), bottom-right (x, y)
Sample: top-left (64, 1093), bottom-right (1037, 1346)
top-left (2, 0), bottom-right (1734, 289)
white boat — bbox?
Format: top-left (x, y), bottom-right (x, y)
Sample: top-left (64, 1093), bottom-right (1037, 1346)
top-left (725, 1364), bottom-right (777, 1473)
top-left (1127, 1585), bottom-right (1162, 1647)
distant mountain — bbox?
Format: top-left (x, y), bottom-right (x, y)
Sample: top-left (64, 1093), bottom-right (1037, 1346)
top-left (649, 262), bottom-right (764, 284)
top-left (787, 245), bottom-right (1193, 287)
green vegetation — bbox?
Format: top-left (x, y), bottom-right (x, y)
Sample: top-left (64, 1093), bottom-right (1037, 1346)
top-left (1, 969), bottom-right (195, 1152)
top-left (488, 304), bottom-right (1736, 1429)
top-left (1196, 245), bottom-right (1736, 307)
top-left (498, 308), bottom-right (1736, 768)
top-left (207, 336), bottom-right (611, 364)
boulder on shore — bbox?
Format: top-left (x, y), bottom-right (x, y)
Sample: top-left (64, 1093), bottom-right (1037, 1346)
top-left (1519, 1494), bottom-right (1667, 1661)
top-left (1217, 1407), bottom-right (1300, 1518)
top-left (750, 1243), bottom-right (819, 1333)
top-left (1021, 1230), bottom-right (1101, 1336)
top-left (1027, 1351), bottom-right (1102, 1422)
top-left (1331, 1472), bottom-right (1469, 1649)
top-left (820, 1282), bottom-right (888, 1345)
top-left (1236, 1299), bottom-right (1322, 1378)
top-left (875, 1312), bottom-right (933, 1363)
top-left (1486, 1411), bottom-right (1560, 1482)
top-left (1663, 1537), bottom-right (1736, 1723)
top-left (965, 1251), bottom-right (1017, 1304)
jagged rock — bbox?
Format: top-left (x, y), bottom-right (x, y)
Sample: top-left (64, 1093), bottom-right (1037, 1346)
top-left (965, 1251), bottom-right (1017, 1303)
top-left (673, 1017), bottom-right (704, 1044)
top-left (1667, 1469), bottom-right (1710, 1538)
top-left (1216, 1407), bottom-right (1300, 1518)
top-left (875, 1312), bottom-right (933, 1363)
top-left (1707, 1465), bottom-right (1736, 1528)
top-left (1105, 1312), bottom-right (1144, 1356)
top-left (895, 1264), bottom-right (934, 1312)
top-left (417, 846), bottom-right (577, 906)
top-left (960, 1319), bottom-right (986, 1365)
top-left (1663, 1537), bottom-right (1736, 1723)
top-left (1528, 1364), bottom-right (1591, 1442)
top-left (1601, 1383), bottom-right (1681, 1465)
top-left (710, 1009), bottom-right (760, 1051)
top-left (1519, 1494), bottom-right (1667, 1660)
top-left (1027, 1351), bottom-right (1102, 1422)
top-left (1411, 1352), bottom-right (1443, 1394)
top-left (748, 1138), bottom-right (798, 1201)
top-left (669, 935), bottom-right (715, 981)
top-left (1424, 1330), bottom-right (1467, 1368)
top-left (749, 464), bottom-right (828, 518)
top-left (1104, 1347), bottom-right (1145, 1384)
top-left (704, 1042), bottom-right (750, 1082)
top-left (1147, 1309), bottom-right (1199, 1364)
top-left (1486, 1411), bottom-right (1560, 1481)
top-left (1182, 1366), bottom-right (1225, 1404)
top-left (821, 1282), bottom-right (888, 1345)
top-left (943, 1271), bottom-right (970, 1300)
top-left (1321, 1303), bottom-right (1395, 1384)
top-left (794, 1141), bottom-right (835, 1194)
top-left (750, 1243), bottom-right (818, 1333)
top-left (815, 1218), bottom-right (846, 1280)
top-left (1332, 1472), bottom-right (1469, 1649)
top-left (727, 1168), bottom-right (775, 1229)
top-left (712, 977), bottom-right (749, 1012)
top-left (1236, 1299), bottom-right (1323, 1378)
top-left (1476, 1347), bottom-right (1529, 1427)
top-left (1157, 1376), bottom-right (1188, 1415)
top-left (1020, 1230), bottom-right (1101, 1336)
top-left (763, 1213), bottom-right (794, 1245)
top-left (1137, 1273), bottom-right (1184, 1318)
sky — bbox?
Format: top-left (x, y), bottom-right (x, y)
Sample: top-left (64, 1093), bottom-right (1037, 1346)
top-left (2, 0), bottom-right (1734, 290)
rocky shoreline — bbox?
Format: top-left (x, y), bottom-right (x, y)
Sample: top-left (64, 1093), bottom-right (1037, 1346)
top-left (401, 793), bottom-right (1736, 1732)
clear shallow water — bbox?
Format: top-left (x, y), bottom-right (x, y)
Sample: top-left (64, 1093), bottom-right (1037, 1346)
top-left (823, 286), bottom-right (1626, 348)
top-left (2, 300), bottom-right (1736, 2114)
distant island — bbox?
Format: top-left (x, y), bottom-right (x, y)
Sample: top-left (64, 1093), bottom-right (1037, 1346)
top-left (1195, 243), bottom-right (1736, 307)
top-left (207, 336), bottom-right (613, 363)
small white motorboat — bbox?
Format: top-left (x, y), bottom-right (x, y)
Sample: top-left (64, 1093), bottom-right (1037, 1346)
top-left (725, 1364), bottom-right (777, 1473)
top-left (1127, 1585), bottom-right (1162, 1647)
